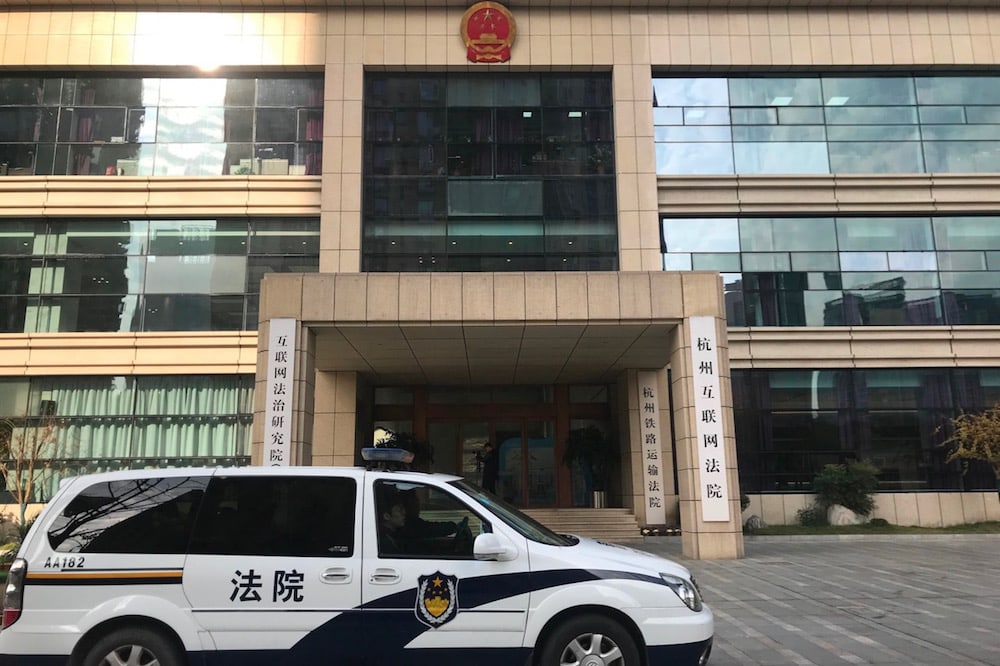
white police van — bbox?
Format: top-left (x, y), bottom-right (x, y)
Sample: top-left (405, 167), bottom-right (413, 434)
top-left (0, 448), bottom-right (713, 665)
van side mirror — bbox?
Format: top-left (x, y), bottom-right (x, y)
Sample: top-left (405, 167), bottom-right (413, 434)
top-left (473, 532), bottom-right (517, 562)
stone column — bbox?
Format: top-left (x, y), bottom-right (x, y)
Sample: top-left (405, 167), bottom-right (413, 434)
top-left (670, 275), bottom-right (744, 559)
top-left (620, 368), bottom-right (678, 528)
top-left (252, 306), bottom-right (315, 466)
top-left (313, 370), bottom-right (361, 467)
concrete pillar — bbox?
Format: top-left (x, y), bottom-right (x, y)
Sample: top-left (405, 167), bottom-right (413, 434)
top-left (313, 370), bottom-right (361, 467)
top-left (669, 314), bottom-right (744, 560)
top-left (252, 317), bottom-right (315, 466)
top-left (620, 368), bottom-right (678, 528)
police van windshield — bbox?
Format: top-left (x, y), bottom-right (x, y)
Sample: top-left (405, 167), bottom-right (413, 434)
top-left (451, 480), bottom-right (575, 547)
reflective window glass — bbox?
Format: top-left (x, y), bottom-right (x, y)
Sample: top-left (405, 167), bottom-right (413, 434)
top-left (740, 218), bottom-right (837, 252)
top-left (918, 106), bottom-right (966, 124)
top-left (923, 141), bottom-right (1000, 173)
top-left (888, 252), bottom-right (937, 271)
top-left (729, 78), bottom-right (822, 107)
top-left (142, 294), bottom-right (245, 331)
top-left (821, 78), bottom-right (916, 106)
top-left (839, 252), bottom-right (888, 271)
top-left (837, 218), bottom-right (933, 251)
top-left (741, 253), bottom-right (790, 271)
top-left (662, 253), bottom-right (692, 270)
top-left (653, 78), bottom-right (729, 107)
top-left (840, 272), bottom-right (938, 290)
top-left (790, 252), bottom-right (840, 271)
top-left (915, 77), bottom-right (1000, 105)
top-left (656, 142), bottom-right (734, 174)
top-left (144, 256), bottom-right (247, 294)
top-left (149, 220), bottom-right (248, 255)
top-left (937, 251), bottom-right (987, 271)
top-left (654, 74), bottom-right (1000, 176)
top-left (944, 290), bottom-right (1000, 324)
top-left (734, 142), bottom-right (829, 174)
top-left (828, 141), bottom-right (924, 173)
top-left (692, 253), bottom-right (740, 271)
top-left (934, 217), bottom-right (1000, 251)
top-left (29, 295), bottom-right (141, 333)
top-left (663, 218), bottom-right (738, 252)
top-left (940, 272), bottom-right (1000, 289)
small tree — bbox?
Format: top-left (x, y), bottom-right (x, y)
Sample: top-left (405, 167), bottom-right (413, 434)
top-left (0, 416), bottom-right (67, 527)
top-left (812, 459), bottom-right (879, 516)
top-left (940, 403), bottom-right (1000, 482)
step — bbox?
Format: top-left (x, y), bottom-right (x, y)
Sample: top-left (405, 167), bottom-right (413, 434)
top-left (523, 508), bottom-right (643, 543)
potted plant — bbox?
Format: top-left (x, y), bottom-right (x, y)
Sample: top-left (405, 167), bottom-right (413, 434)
top-left (562, 426), bottom-right (616, 508)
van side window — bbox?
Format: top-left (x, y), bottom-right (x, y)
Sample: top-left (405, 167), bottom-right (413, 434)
top-left (189, 476), bottom-right (356, 557)
top-left (374, 480), bottom-right (487, 559)
top-left (47, 477), bottom-right (209, 553)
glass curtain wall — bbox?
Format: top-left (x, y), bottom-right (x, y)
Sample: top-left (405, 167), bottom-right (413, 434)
top-left (661, 215), bottom-right (1000, 326)
top-left (362, 74), bottom-right (618, 271)
top-left (654, 74), bottom-right (1000, 175)
top-left (0, 75), bottom-right (322, 176)
top-left (0, 374), bottom-right (254, 502)
top-left (0, 217), bottom-right (319, 333)
top-left (734, 368), bottom-right (1000, 492)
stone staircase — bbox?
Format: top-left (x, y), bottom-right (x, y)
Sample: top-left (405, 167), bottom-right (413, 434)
top-left (523, 507), bottom-right (643, 543)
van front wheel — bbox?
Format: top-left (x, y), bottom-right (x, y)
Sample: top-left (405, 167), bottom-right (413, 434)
top-left (538, 614), bottom-right (640, 666)
top-left (83, 626), bottom-right (184, 666)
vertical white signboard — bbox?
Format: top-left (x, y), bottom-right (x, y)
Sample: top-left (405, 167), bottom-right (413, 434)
top-left (263, 318), bottom-right (296, 466)
top-left (637, 371), bottom-right (667, 526)
top-left (689, 316), bottom-right (730, 522)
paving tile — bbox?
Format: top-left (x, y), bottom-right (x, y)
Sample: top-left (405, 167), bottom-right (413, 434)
top-left (635, 536), bottom-right (1000, 666)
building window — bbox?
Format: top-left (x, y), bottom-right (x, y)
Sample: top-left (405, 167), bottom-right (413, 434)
top-left (0, 75), bottom-right (322, 177)
top-left (654, 74), bottom-right (1000, 175)
top-left (0, 374), bottom-right (253, 502)
top-left (733, 368), bottom-right (999, 493)
top-left (0, 217), bottom-right (319, 333)
top-left (661, 214), bottom-right (1000, 327)
top-left (362, 74), bottom-right (618, 272)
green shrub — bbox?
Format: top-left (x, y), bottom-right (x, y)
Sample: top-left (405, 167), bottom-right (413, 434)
top-left (812, 460), bottom-right (879, 516)
top-left (740, 494), bottom-right (751, 512)
top-left (17, 518), bottom-right (35, 542)
top-left (868, 517), bottom-right (890, 528)
top-left (796, 504), bottom-right (827, 527)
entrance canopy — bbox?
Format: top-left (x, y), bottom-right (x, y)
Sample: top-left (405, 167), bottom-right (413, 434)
top-left (260, 271), bottom-right (718, 386)
top-left (312, 322), bottom-right (675, 385)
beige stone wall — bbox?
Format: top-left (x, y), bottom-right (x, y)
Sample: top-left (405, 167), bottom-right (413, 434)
top-left (0, 332), bottom-right (257, 376)
top-left (744, 492), bottom-right (1000, 528)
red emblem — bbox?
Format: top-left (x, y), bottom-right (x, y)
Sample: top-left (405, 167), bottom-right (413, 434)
top-left (461, 2), bottom-right (517, 63)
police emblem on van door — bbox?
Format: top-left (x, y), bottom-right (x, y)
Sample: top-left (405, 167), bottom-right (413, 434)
top-left (416, 572), bottom-right (458, 627)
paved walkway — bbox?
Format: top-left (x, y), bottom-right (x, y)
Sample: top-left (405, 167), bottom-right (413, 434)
top-left (635, 536), bottom-right (1000, 666)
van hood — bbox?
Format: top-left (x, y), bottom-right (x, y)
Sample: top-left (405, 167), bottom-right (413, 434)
top-left (556, 534), bottom-right (692, 579)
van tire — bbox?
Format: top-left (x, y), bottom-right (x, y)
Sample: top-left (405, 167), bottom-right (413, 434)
top-left (538, 613), bottom-right (640, 666)
top-left (82, 626), bottom-right (184, 666)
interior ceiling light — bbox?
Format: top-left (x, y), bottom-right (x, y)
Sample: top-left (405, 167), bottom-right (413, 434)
top-left (770, 96), bottom-right (793, 106)
top-left (826, 96), bottom-right (850, 106)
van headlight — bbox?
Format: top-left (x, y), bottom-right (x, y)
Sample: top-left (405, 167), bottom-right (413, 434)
top-left (660, 573), bottom-right (703, 612)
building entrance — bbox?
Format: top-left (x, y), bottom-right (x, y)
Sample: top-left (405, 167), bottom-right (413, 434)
top-left (428, 419), bottom-right (557, 508)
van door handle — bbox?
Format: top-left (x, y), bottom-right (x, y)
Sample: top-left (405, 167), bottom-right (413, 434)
top-left (321, 567), bottom-right (352, 584)
top-left (370, 568), bottom-right (400, 584)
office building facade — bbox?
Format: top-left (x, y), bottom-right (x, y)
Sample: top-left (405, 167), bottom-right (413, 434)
top-left (3, 0), bottom-right (1000, 559)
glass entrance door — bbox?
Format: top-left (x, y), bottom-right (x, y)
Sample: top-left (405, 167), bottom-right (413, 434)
top-left (430, 419), bottom-right (556, 508)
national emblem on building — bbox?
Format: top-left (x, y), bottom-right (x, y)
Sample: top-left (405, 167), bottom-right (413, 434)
top-left (461, 2), bottom-right (516, 63)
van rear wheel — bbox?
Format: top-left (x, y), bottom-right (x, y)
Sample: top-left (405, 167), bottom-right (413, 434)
top-left (83, 626), bottom-right (184, 666)
top-left (539, 614), bottom-right (640, 666)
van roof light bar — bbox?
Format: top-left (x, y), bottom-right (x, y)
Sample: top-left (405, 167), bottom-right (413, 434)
top-left (361, 447), bottom-right (414, 471)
